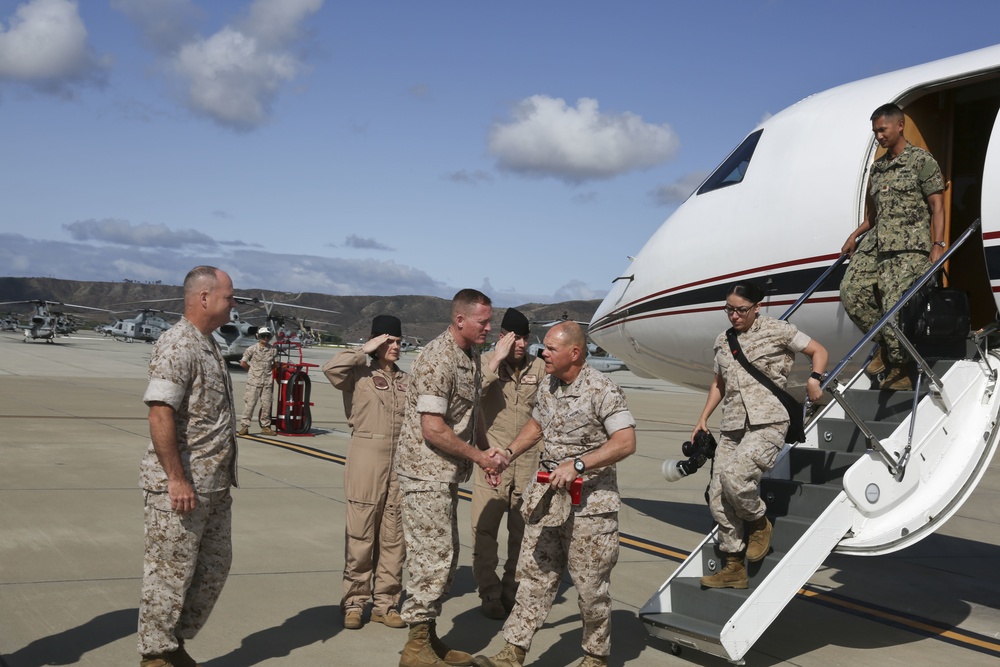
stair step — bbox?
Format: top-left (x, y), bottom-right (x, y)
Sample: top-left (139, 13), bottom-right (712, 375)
top-left (762, 478), bottom-right (843, 519)
top-left (837, 388), bottom-right (924, 422)
top-left (787, 447), bottom-right (862, 484)
top-left (814, 418), bottom-right (896, 453)
top-left (669, 575), bottom-right (748, 624)
top-left (640, 610), bottom-right (723, 643)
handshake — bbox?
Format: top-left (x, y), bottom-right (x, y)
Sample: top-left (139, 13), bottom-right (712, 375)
top-left (483, 447), bottom-right (511, 488)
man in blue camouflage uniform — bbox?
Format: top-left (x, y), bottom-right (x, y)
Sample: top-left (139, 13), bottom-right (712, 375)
top-left (395, 289), bottom-right (511, 667)
top-left (840, 103), bottom-right (946, 390)
top-left (472, 321), bottom-right (637, 667)
top-left (138, 266), bottom-right (239, 667)
top-left (237, 327), bottom-right (277, 436)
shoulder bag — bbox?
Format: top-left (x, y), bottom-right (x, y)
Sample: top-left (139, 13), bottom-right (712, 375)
top-left (725, 328), bottom-right (805, 444)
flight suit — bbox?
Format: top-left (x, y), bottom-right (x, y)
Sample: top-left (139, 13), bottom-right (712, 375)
top-left (138, 317), bottom-right (238, 657)
top-left (395, 329), bottom-right (482, 624)
top-left (323, 348), bottom-right (408, 616)
top-left (710, 316), bottom-right (810, 553)
top-left (239, 341), bottom-right (276, 430)
top-left (841, 143), bottom-right (945, 364)
top-left (471, 351), bottom-right (546, 608)
top-left (502, 364), bottom-right (635, 658)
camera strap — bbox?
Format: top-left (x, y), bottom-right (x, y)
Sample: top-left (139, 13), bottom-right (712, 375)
top-left (725, 328), bottom-right (805, 444)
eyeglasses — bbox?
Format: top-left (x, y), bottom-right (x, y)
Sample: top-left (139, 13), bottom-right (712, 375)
top-left (722, 304), bottom-right (756, 316)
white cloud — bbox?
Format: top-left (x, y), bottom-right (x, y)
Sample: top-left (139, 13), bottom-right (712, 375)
top-left (116, 0), bottom-right (323, 130)
top-left (1, 231), bottom-right (603, 305)
top-left (110, 0), bottom-right (201, 54)
top-left (553, 279), bottom-right (605, 302)
top-left (344, 234), bottom-right (394, 251)
top-left (172, 26), bottom-right (299, 130)
top-left (63, 218), bottom-right (217, 248)
top-left (0, 0), bottom-right (110, 94)
top-left (237, 0), bottom-right (323, 50)
top-left (488, 95), bottom-right (679, 182)
top-left (0, 232), bottom-right (451, 299)
top-left (650, 170), bottom-right (710, 206)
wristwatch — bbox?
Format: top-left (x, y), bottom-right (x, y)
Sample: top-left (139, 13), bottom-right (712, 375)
top-left (573, 458), bottom-right (586, 474)
top-left (809, 371), bottom-right (824, 382)
top-left (933, 241), bottom-right (946, 248)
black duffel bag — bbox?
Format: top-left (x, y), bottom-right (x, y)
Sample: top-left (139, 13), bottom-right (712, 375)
top-left (901, 274), bottom-right (970, 359)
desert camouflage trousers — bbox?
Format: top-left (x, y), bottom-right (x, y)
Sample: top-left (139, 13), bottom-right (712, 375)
top-left (710, 423), bottom-right (784, 554)
top-left (138, 488), bottom-right (232, 656)
top-left (503, 512), bottom-right (619, 657)
top-left (841, 242), bottom-right (931, 365)
top-left (399, 478), bottom-right (460, 624)
top-left (239, 381), bottom-right (273, 429)
top-left (470, 445), bottom-right (539, 604)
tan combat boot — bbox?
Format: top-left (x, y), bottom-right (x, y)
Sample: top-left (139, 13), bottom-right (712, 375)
top-left (745, 515), bottom-right (773, 562)
top-left (700, 553), bottom-right (748, 589)
top-left (260, 426), bottom-right (275, 436)
top-left (236, 426), bottom-right (249, 436)
top-left (429, 621), bottom-right (473, 666)
top-left (577, 654), bottom-right (608, 667)
top-left (471, 642), bottom-right (526, 667)
top-left (399, 623), bottom-right (449, 667)
top-left (880, 365), bottom-right (912, 391)
top-left (865, 344), bottom-right (887, 376)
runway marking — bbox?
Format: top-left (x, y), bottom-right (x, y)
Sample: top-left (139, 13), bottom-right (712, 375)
top-left (244, 433), bottom-right (1000, 658)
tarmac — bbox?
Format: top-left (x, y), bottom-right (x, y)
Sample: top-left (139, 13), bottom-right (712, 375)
top-left (1, 330), bottom-right (999, 667)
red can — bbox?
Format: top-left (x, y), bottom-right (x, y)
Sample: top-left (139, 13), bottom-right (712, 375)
top-left (536, 470), bottom-right (583, 505)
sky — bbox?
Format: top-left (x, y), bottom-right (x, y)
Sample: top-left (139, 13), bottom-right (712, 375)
top-left (1, 1), bottom-right (999, 307)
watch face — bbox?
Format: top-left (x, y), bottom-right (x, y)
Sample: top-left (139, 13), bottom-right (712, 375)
top-left (574, 459), bottom-right (585, 472)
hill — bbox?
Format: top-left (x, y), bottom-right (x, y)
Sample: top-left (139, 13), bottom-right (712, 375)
top-left (0, 277), bottom-right (601, 344)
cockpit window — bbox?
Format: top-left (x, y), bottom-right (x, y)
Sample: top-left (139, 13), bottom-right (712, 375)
top-left (697, 129), bottom-right (763, 195)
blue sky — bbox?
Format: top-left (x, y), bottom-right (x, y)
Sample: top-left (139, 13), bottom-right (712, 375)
top-left (1, 0), bottom-right (998, 306)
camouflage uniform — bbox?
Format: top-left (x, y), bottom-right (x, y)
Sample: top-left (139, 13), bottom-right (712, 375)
top-left (395, 329), bottom-right (483, 624)
top-left (323, 348), bottom-right (408, 616)
top-left (138, 317), bottom-right (238, 657)
top-left (841, 143), bottom-right (946, 364)
top-left (239, 341), bottom-right (276, 429)
top-left (471, 350), bottom-right (546, 608)
top-left (710, 316), bottom-right (810, 553)
top-left (502, 364), bottom-right (635, 658)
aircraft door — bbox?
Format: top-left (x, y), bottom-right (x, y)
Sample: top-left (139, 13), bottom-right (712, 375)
top-left (982, 107), bottom-right (1000, 314)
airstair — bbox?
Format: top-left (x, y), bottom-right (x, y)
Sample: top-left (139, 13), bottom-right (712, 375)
top-left (639, 221), bottom-right (1000, 663)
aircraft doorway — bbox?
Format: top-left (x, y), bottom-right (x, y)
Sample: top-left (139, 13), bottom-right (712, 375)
top-left (902, 77), bottom-right (1000, 329)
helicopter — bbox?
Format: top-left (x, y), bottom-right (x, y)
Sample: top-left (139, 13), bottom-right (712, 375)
top-left (0, 300), bottom-right (109, 343)
top-left (236, 294), bottom-right (339, 348)
top-left (103, 308), bottom-right (178, 343)
top-left (524, 319), bottom-right (629, 373)
top-left (0, 313), bottom-right (20, 332)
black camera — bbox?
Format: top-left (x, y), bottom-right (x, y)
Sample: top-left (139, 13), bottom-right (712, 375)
top-left (662, 429), bottom-right (718, 482)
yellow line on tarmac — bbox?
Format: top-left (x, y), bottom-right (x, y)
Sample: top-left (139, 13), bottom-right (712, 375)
top-left (244, 432), bottom-right (1000, 657)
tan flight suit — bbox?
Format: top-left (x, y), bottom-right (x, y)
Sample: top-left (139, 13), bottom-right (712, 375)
top-left (323, 347), bottom-right (408, 615)
top-left (471, 350), bottom-right (545, 608)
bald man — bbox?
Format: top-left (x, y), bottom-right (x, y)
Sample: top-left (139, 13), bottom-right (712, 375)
top-left (473, 322), bottom-right (637, 667)
top-left (138, 266), bottom-right (238, 667)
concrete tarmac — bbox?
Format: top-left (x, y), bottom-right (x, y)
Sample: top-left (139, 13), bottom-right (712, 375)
top-left (1, 331), bottom-right (998, 666)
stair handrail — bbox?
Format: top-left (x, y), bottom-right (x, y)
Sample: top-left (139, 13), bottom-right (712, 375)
top-left (779, 252), bottom-right (851, 321)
